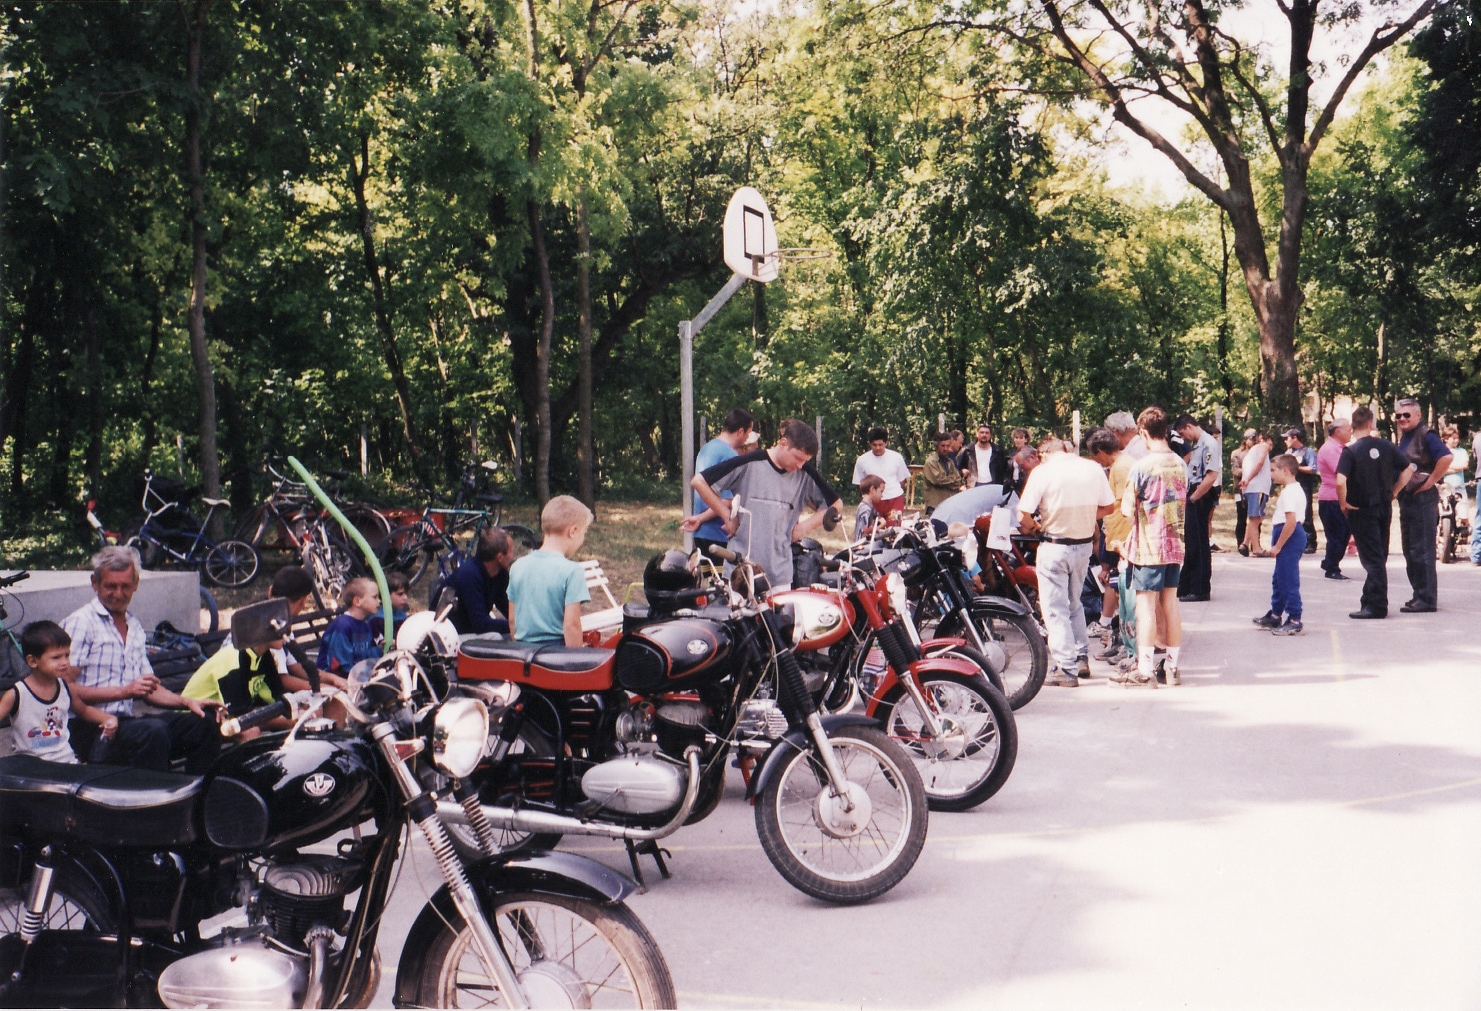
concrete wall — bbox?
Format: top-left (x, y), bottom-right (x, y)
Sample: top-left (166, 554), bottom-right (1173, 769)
top-left (3, 569), bottom-right (204, 634)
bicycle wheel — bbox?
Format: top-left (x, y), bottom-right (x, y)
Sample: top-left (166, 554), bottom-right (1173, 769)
top-left (203, 539), bottom-right (261, 588)
top-left (501, 524), bottom-right (541, 559)
top-left (199, 587), bottom-right (220, 633)
top-left (377, 524), bottom-right (436, 585)
top-left (341, 503), bottom-right (393, 545)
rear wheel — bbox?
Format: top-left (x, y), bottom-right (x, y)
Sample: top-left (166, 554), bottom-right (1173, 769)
top-left (755, 725), bottom-right (927, 904)
top-left (921, 603), bottom-right (1046, 711)
top-left (874, 672), bottom-right (1016, 811)
top-left (1439, 516), bottom-right (1456, 563)
top-left (202, 539), bottom-right (260, 587)
top-left (404, 892), bottom-right (676, 1009)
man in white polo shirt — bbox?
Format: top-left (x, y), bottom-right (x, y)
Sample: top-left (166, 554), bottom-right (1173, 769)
top-left (1018, 436), bottom-right (1116, 687)
top-left (852, 427), bottom-right (911, 527)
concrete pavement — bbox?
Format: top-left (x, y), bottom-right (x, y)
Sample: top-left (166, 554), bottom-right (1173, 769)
top-left (373, 548), bottom-right (1481, 1008)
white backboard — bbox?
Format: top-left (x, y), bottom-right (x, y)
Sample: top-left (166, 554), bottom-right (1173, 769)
top-left (723, 187), bottom-right (779, 283)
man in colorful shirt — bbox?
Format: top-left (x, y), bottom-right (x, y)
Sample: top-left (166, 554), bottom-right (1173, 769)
top-left (1119, 406), bottom-right (1190, 688)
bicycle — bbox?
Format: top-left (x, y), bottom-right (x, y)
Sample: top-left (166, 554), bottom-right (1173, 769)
top-left (123, 470), bottom-right (261, 588)
top-left (238, 457), bottom-right (391, 551)
top-left (374, 461), bottom-right (539, 586)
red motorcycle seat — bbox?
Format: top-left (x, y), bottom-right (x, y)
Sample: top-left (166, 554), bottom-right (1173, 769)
top-left (458, 637), bottom-right (615, 691)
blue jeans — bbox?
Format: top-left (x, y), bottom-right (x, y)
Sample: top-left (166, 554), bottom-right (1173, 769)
top-left (1038, 541), bottom-right (1093, 672)
top-left (1270, 523), bottom-right (1307, 620)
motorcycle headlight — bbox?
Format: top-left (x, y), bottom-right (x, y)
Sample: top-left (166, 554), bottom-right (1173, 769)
top-left (431, 696), bottom-right (489, 780)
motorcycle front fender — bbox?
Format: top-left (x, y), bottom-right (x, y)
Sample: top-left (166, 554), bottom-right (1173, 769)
top-left (745, 713), bottom-right (881, 801)
top-left (862, 656), bottom-right (985, 719)
top-left (970, 594), bottom-right (1031, 619)
top-left (393, 850), bottom-right (639, 1006)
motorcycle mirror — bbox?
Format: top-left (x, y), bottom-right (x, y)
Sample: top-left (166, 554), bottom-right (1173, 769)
top-left (822, 507), bottom-right (841, 532)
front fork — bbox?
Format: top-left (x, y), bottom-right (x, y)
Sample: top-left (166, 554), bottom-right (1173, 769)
top-left (372, 722), bottom-right (532, 1009)
top-left (772, 625), bottom-right (856, 808)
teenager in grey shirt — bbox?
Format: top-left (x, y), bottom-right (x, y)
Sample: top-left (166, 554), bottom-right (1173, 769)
top-left (692, 419), bottom-right (842, 588)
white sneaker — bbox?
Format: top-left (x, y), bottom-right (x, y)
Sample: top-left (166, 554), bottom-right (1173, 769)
top-left (1087, 617), bottom-right (1114, 637)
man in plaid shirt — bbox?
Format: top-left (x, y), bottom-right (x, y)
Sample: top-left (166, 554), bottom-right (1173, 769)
top-left (62, 547), bottom-right (222, 772)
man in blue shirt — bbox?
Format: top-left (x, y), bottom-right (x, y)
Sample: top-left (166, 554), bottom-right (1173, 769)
top-left (681, 408), bottom-right (754, 556)
top-left (1393, 397), bottom-right (1452, 612)
top-left (447, 527), bottom-right (515, 635)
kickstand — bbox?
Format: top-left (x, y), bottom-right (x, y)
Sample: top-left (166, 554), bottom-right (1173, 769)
top-left (623, 839), bottom-right (673, 892)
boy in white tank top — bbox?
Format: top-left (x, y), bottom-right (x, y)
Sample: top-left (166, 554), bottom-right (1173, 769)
top-left (1, 621), bottom-right (117, 763)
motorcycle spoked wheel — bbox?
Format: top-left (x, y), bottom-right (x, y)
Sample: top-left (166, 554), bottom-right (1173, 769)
top-left (441, 722), bottom-right (564, 860)
top-left (924, 643), bottom-right (1004, 695)
top-left (405, 892), bottom-right (676, 1009)
top-left (1438, 516), bottom-right (1456, 563)
top-left (920, 603), bottom-right (1047, 711)
top-left (754, 725), bottom-right (928, 904)
top-left (872, 671), bottom-right (1017, 812)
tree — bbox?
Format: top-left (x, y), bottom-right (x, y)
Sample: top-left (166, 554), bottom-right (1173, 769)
top-left (923, 0), bottom-right (1441, 423)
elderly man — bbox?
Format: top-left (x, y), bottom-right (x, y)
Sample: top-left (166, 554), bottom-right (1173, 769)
top-left (62, 547), bottom-right (222, 772)
top-left (1173, 414), bottom-right (1221, 602)
top-left (1018, 436), bottom-right (1116, 687)
top-left (1105, 411), bottom-right (1146, 460)
top-left (1316, 418), bottom-right (1353, 580)
top-left (1393, 397), bottom-right (1451, 612)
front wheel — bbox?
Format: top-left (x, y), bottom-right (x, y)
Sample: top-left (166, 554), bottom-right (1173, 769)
top-left (1439, 516), bottom-right (1456, 563)
top-left (202, 539), bottom-right (260, 587)
top-left (874, 672), bottom-right (1017, 812)
top-left (755, 725), bottom-right (928, 904)
top-left (404, 892), bottom-right (676, 1009)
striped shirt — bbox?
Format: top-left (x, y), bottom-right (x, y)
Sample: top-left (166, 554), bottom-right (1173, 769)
top-left (61, 599), bottom-right (153, 717)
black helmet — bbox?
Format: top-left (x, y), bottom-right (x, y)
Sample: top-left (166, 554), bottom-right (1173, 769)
top-left (644, 550), bottom-right (696, 594)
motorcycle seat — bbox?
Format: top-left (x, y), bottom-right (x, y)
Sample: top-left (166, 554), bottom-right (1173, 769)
top-left (0, 755), bottom-right (201, 847)
top-left (458, 637), bottom-right (615, 691)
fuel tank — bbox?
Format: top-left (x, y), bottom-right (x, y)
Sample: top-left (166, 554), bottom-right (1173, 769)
top-left (614, 618), bottom-right (732, 694)
top-left (202, 731), bottom-right (381, 851)
top-left (770, 589), bottom-right (854, 651)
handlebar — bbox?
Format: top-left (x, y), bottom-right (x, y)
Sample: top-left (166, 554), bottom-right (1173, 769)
top-left (220, 698), bottom-right (291, 737)
top-left (0, 570), bottom-right (29, 589)
top-left (706, 544), bottom-right (740, 563)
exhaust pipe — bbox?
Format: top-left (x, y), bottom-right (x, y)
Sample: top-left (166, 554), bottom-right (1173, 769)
top-left (438, 748), bottom-right (703, 843)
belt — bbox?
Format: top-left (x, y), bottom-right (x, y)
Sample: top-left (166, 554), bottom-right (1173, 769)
top-left (1039, 535), bottom-right (1093, 545)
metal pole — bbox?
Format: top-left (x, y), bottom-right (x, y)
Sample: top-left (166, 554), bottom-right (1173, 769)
top-left (815, 415), bottom-right (823, 474)
top-left (360, 424), bottom-right (369, 477)
top-left (938, 413), bottom-right (946, 434)
top-left (680, 320), bottom-right (694, 552)
top-left (1214, 405), bottom-right (1224, 482)
top-left (1072, 410), bottom-right (1081, 450)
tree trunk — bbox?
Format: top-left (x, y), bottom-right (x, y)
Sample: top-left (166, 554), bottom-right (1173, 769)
top-left (348, 135), bottom-right (427, 477)
top-left (576, 196), bottom-right (595, 508)
top-left (183, 0), bottom-right (221, 533)
top-left (528, 198), bottom-right (555, 505)
top-left (140, 296), bottom-right (163, 468)
top-left (83, 301), bottom-right (104, 494)
top-left (1215, 208), bottom-right (1235, 407)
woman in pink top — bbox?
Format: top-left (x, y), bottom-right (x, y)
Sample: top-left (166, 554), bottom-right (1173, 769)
top-left (1316, 418), bottom-right (1352, 579)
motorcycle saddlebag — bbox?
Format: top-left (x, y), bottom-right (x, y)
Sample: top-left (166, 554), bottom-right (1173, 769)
top-left (0, 755), bottom-right (201, 847)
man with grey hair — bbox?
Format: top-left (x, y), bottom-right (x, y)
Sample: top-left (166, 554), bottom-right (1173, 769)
top-left (61, 546), bottom-right (222, 771)
top-left (1105, 411), bottom-right (1146, 461)
top-left (1316, 417), bottom-right (1353, 579)
top-left (1393, 396), bottom-right (1450, 611)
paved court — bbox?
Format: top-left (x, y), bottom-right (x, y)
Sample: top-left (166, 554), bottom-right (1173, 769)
top-left (375, 549), bottom-right (1481, 1009)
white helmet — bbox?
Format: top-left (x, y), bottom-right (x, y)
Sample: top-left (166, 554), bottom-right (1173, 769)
top-left (396, 610), bottom-right (460, 658)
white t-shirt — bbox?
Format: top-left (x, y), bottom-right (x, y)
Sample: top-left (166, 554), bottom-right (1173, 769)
top-left (1243, 443), bottom-right (1272, 495)
top-left (1273, 481), bottom-right (1307, 526)
top-left (852, 449), bottom-right (911, 500)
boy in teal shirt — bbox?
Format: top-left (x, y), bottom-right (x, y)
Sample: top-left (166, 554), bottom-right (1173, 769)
top-left (508, 496), bottom-right (593, 646)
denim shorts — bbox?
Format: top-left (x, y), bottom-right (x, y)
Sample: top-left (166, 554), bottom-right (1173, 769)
top-left (1244, 492), bottom-right (1268, 518)
top-left (1128, 562), bottom-right (1182, 593)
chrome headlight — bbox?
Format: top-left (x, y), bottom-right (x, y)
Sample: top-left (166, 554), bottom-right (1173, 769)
top-left (432, 697), bottom-right (489, 780)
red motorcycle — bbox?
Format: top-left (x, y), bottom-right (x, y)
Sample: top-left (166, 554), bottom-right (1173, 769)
top-left (773, 547), bottom-right (1017, 812)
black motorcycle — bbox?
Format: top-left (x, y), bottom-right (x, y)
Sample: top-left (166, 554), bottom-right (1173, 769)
top-left (1437, 480), bottom-right (1475, 564)
top-left (0, 646), bottom-right (674, 1008)
top-left (441, 546), bottom-right (929, 905)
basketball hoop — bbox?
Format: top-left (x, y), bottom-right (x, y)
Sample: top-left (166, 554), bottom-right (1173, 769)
top-left (760, 247), bottom-right (835, 266)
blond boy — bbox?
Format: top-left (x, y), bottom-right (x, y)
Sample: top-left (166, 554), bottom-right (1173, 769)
top-left (508, 496), bottom-right (593, 647)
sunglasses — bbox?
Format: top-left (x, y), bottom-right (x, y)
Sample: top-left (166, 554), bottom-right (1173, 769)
top-left (1395, 411), bottom-right (1416, 419)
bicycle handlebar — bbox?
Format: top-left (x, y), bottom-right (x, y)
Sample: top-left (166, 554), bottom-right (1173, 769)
top-left (0, 570), bottom-right (30, 589)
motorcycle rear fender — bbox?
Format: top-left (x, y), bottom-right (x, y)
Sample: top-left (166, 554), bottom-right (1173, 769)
top-left (863, 656), bottom-right (984, 719)
top-left (970, 595), bottom-right (1031, 619)
top-left (745, 713), bottom-right (882, 801)
top-left (393, 850), bottom-right (639, 1006)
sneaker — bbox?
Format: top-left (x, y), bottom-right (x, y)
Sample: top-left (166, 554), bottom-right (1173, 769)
top-left (1046, 668), bottom-right (1079, 688)
top-left (1324, 570), bottom-right (1349, 581)
top-left (1095, 640), bottom-right (1123, 661)
top-left (1165, 664), bottom-right (1181, 686)
top-left (1154, 658), bottom-right (1166, 684)
top-left (1119, 671), bottom-right (1158, 689)
top-left (1252, 612), bottom-right (1281, 629)
top-left (1272, 619), bottom-right (1304, 636)
top-left (1087, 617), bottom-right (1114, 637)
top-left (1238, 544), bottom-right (1250, 557)
top-left (1116, 654), bottom-right (1139, 674)
top-left (1077, 655), bottom-right (1092, 678)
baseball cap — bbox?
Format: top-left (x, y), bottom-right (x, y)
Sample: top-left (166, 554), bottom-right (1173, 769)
top-left (1282, 427), bottom-right (1303, 439)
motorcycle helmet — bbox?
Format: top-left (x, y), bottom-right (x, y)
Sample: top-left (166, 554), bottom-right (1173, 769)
top-left (395, 610), bottom-right (460, 659)
top-left (643, 550), bottom-right (697, 595)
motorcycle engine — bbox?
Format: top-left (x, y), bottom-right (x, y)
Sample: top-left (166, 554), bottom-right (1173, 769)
top-left (156, 854), bottom-right (363, 1009)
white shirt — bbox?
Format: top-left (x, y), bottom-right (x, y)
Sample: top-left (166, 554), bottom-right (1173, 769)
top-left (61, 598), bottom-right (153, 718)
top-left (852, 449), bottom-right (911, 500)
top-left (969, 445), bottom-right (997, 485)
top-left (1243, 443), bottom-right (1272, 495)
top-left (1273, 481), bottom-right (1307, 526)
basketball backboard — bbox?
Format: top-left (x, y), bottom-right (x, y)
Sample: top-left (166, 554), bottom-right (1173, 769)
top-left (723, 187), bottom-right (779, 283)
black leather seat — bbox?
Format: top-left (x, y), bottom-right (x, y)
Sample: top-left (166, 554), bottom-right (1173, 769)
top-left (0, 755), bottom-right (201, 847)
top-left (531, 647), bottom-right (614, 673)
top-left (460, 637), bottom-right (541, 663)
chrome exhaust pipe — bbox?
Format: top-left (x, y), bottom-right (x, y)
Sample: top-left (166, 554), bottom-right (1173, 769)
top-left (438, 748), bottom-right (703, 843)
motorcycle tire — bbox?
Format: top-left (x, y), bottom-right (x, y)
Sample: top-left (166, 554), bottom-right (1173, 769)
top-left (873, 671), bottom-right (1017, 812)
top-left (202, 539), bottom-right (261, 588)
top-left (754, 724), bottom-right (928, 904)
top-left (376, 523), bottom-right (436, 586)
top-left (924, 642), bottom-right (1005, 695)
top-left (929, 606), bottom-right (1047, 711)
top-left (0, 865), bottom-right (114, 937)
top-left (1439, 516), bottom-right (1456, 564)
top-left (403, 892), bottom-right (676, 1009)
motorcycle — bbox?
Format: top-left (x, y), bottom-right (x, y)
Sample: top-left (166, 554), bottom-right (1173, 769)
top-left (776, 541), bottom-right (1018, 812)
top-left (1437, 480), bottom-right (1475, 564)
top-left (442, 545), bottom-right (929, 905)
top-left (0, 634), bottom-right (674, 1008)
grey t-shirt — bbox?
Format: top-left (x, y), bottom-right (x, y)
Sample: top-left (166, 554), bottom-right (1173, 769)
top-left (701, 449), bottom-right (840, 587)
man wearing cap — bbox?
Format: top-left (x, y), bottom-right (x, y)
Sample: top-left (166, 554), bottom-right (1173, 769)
top-left (1316, 418), bottom-right (1353, 579)
top-left (1283, 428), bottom-right (1319, 553)
top-left (683, 408), bottom-right (755, 555)
top-left (1393, 397), bottom-right (1451, 612)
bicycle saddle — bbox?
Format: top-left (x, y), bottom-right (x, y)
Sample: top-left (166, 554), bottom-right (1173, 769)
top-left (201, 496), bottom-right (230, 507)
top-left (477, 493), bottom-right (503, 505)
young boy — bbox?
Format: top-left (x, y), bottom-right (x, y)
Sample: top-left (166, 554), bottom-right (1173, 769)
top-left (183, 599), bottom-right (293, 737)
top-left (317, 578), bottom-right (382, 674)
top-left (1, 621), bottom-right (116, 763)
top-left (508, 495), bottom-right (593, 647)
top-left (855, 474), bottom-right (888, 537)
top-left (369, 571), bottom-right (411, 644)
top-left (1255, 454), bottom-right (1308, 635)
